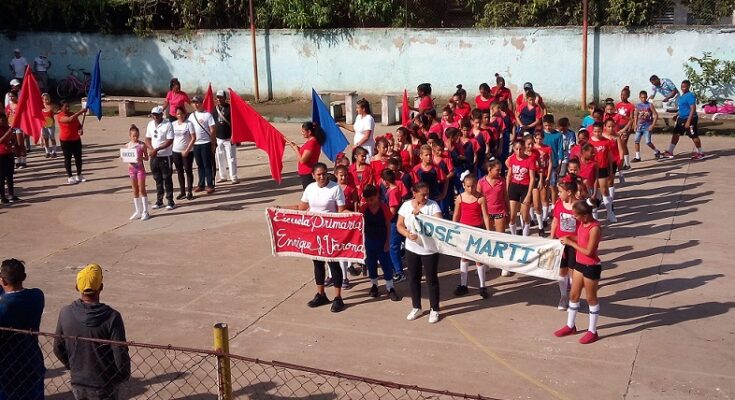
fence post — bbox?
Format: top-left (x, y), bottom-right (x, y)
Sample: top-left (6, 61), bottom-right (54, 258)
top-left (213, 323), bottom-right (232, 400)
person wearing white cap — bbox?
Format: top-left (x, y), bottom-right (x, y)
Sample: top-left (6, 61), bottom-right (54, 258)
top-left (33, 52), bottom-right (51, 93)
top-left (145, 106), bottom-right (176, 210)
top-left (8, 49), bottom-right (27, 82)
top-left (214, 90), bottom-right (238, 184)
top-left (4, 79), bottom-right (20, 108)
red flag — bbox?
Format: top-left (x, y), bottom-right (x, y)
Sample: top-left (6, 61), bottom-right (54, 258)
top-left (228, 89), bottom-right (286, 183)
top-left (202, 83), bottom-right (215, 113)
top-left (401, 89), bottom-right (410, 127)
top-left (11, 66), bottom-right (44, 143)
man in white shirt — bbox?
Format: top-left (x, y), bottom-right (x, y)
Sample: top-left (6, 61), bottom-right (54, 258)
top-left (33, 53), bottom-right (51, 93)
top-left (8, 49), bottom-right (28, 81)
top-left (188, 96), bottom-right (217, 193)
top-left (145, 106), bottom-right (176, 210)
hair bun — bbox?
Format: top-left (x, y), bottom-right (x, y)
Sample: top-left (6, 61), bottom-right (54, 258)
top-left (456, 84), bottom-right (463, 90)
top-left (624, 86), bottom-right (630, 90)
top-left (495, 73), bottom-right (500, 77)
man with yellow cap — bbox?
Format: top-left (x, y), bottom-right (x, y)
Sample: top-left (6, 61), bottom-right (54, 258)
top-left (53, 264), bottom-right (130, 399)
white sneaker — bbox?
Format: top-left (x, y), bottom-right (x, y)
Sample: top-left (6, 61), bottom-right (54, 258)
top-left (607, 210), bottom-right (617, 223)
top-left (67, 177), bottom-right (77, 185)
top-left (76, 175), bottom-right (86, 183)
top-left (501, 269), bottom-right (512, 277)
top-left (592, 209), bottom-right (599, 221)
top-left (140, 212), bottom-right (150, 221)
top-left (558, 295), bottom-right (569, 311)
top-left (129, 212), bottom-right (141, 220)
top-left (230, 178), bottom-right (239, 184)
top-left (428, 309), bottom-right (440, 324)
top-left (406, 308), bottom-right (423, 321)
top-left (217, 177), bottom-right (227, 183)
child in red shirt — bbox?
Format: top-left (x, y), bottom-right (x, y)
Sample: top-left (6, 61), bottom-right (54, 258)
top-left (348, 146), bottom-right (374, 203)
top-left (532, 131), bottom-right (553, 236)
top-left (371, 137), bottom-right (391, 184)
top-left (550, 180), bottom-right (580, 311)
top-left (452, 172), bottom-right (491, 298)
top-left (615, 86), bottom-right (635, 168)
top-left (588, 122), bottom-right (616, 222)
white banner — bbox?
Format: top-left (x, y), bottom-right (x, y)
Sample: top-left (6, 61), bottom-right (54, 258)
top-left (410, 214), bottom-right (563, 280)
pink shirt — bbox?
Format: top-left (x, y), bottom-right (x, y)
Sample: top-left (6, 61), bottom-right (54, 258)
top-left (166, 91), bottom-right (191, 117)
top-left (576, 220), bottom-right (601, 265)
top-left (478, 177), bottom-right (507, 215)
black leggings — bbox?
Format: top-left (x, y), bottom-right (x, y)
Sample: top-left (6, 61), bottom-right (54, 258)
top-left (0, 154), bottom-right (14, 197)
top-left (313, 260), bottom-right (343, 288)
top-left (406, 251), bottom-right (440, 311)
top-left (60, 140), bottom-right (82, 177)
top-left (172, 151), bottom-right (194, 194)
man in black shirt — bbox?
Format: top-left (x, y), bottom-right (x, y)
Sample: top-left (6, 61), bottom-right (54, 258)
top-left (214, 90), bottom-right (239, 184)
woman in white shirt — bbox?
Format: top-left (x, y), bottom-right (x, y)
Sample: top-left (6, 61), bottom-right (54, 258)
top-left (171, 106), bottom-right (196, 200)
top-left (339, 99), bottom-right (375, 159)
top-left (397, 182), bottom-right (444, 324)
top-left (284, 163), bottom-right (348, 313)
top-left (188, 96), bottom-right (217, 193)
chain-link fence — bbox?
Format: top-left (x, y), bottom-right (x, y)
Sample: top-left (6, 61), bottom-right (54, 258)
top-left (0, 326), bottom-right (498, 399)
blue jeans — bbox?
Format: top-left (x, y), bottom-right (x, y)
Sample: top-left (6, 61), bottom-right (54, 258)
top-left (365, 237), bottom-right (394, 281)
top-left (193, 143), bottom-right (214, 188)
top-left (389, 222), bottom-right (404, 275)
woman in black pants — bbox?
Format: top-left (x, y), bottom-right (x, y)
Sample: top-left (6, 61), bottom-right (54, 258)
top-left (288, 122), bottom-right (325, 189)
top-left (282, 163), bottom-right (347, 312)
top-left (171, 107), bottom-right (196, 200)
top-left (57, 101), bottom-right (86, 184)
top-left (0, 114), bottom-right (19, 203)
top-left (397, 182), bottom-right (444, 324)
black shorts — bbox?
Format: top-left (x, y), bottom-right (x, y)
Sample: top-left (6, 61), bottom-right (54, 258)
top-left (673, 117), bottom-right (698, 138)
top-left (611, 163), bottom-right (618, 175)
top-left (489, 213), bottom-right (506, 220)
top-left (573, 262), bottom-right (602, 280)
top-left (560, 244), bottom-right (576, 268)
top-left (508, 182), bottom-right (530, 203)
top-left (598, 167), bottom-right (609, 179)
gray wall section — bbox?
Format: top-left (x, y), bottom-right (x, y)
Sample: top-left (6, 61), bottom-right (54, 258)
top-left (2, 27), bottom-right (733, 104)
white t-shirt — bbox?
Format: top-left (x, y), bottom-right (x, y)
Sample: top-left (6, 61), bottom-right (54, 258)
top-left (353, 114), bottom-right (375, 157)
top-left (145, 119), bottom-right (174, 157)
top-left (188, 111), bottom-right (215, 144)
top-left (301, 181), bottom-right (345, 213)
top-left (398, 199), bottom-right (441, 255)
top-left (9, 57), bottom-right (28, 78)
top-left (33, 57), bottom-right (50, 72)
top-left (171, 120), bottom-right (195, 153)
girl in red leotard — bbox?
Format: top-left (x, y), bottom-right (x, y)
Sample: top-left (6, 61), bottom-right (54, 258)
top-left (452, 172), bottom-right (491, 298)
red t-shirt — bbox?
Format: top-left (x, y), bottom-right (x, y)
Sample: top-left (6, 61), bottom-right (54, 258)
top-left (491, 86), bottom-right (512, 103)
top-left (507, 154), bottom-right (537, 185)
top-left (297, 137), bottom-right (321, 175)
top-left (348, 163), bottom-right (374, 195)
top-left (342, 184), bottom-right (358, 211)
top-left (569, 144), bottom-right (582, 160)
top-left (534, 145), bottom-right (552, 176)
top-left (578, 158), bottom-right (597, 184)
top-left (441, 120), bottom-right (459, 132)
top-left (615, 102), bottom-right (635, 127)
top-left (605, 135), bottom-right (621, 163)
top-left (454, 102), bottom-right (472, 120)
top-left (371, 158), bottom-right (389, 183)
top-left (516, 93), bottom-right (544, 109)
top-left (553, 199), bottom-right (579, 239)
top-left (57, 112), bottom-right (81, 141)
top-left (385, 186), bottom-right (403, 210)
top-left (478, 177), bottom-right (507, 214)
top-left (576, 221), bottom-right (601, 265)
top-left (474, 95), bottom-right (492, 111)
top-left (588, 137), bottom-right (614, 169)
top-left (418, 96), bottom-right (434, 112)
top-left (166, 91), bottom-right (191, 117)
top-left (428, 123), bottom-right (443, 136)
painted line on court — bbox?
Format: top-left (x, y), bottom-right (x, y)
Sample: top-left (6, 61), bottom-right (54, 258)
top-left (448, 317), bottom-right (571, 400)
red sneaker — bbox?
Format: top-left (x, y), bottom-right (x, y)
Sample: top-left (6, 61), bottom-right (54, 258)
top-left (554, 325), bottom-right (577, 337)
top-left (662, 151), bottom-right (675, 159)
top-left (691, 152), bottom-right (704, 160)
top-left (579, 331), bottom-right (599, 344)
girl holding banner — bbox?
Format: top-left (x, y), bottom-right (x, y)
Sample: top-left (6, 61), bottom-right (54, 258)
top-left (283, 162), bottom-right (347, 313)
top-left (397, 182), bottom-right (444, 324)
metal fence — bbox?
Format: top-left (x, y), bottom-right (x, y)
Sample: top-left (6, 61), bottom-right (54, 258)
top-left (0, 326), bottom-right (498, 400)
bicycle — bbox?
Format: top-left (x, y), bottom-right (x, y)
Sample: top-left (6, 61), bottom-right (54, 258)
top-left (56, 64), bottom-right (91, 98)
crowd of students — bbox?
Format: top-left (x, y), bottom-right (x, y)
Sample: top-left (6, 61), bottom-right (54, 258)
top-left (287, 76), bottom-right (705, 344)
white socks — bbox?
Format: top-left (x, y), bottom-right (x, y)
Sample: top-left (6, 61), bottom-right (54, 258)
top-left (340, 262), bottom-right (348, 277)
top-left (542, 206), bottom-right (549, 222)
top-left (477, 264), bottom-right (486, 288)
top-left (141, 196), bottom-right (149, 213)
top-left (535, 212), bottom-right (543, 226)
top-left (385, 279), bottom-right (394, 291)
top-left (558, 276), bottom-right (569, 296)
top-left (603, 195), bottom-right (612, 212)
top-left (589, 304), bottom-right (600, 333)
top-left (696, 147), bottom-right (703, 154)
top-left (459, 260), bottom-right (469, 286)
top-left (522, 224), bottom-right (530, 237)
top-left (371, 278), bottom-right (379, 285)
top-left (567, 301), bottom-right (579, 328)
top-left (668, 143), bottom-right (676, 153)
top-left (608, 187), bottom-right (615, 201)
top-left (635, 151), bottom-right (641, 159)
top-left (130, 198), bottom-right (141, 219)
top-left (623, 154), bottom-right (630, 166)
top-left (509, 223), bottom-right (517, 235)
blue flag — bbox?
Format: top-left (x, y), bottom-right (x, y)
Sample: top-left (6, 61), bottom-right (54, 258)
top-left (86, 51), bottom-right (102, 120)
top-left (311, 89), bottom-right (348, 162)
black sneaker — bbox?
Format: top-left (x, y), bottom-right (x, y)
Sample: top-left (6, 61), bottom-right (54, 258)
top-left (307, 293), bottom-right (330, 308)
top-left (623, 164), bottom-right (631, 170)
top-left (0, 197), bottom-right (8, 204)
top-left (369, 284), bottom-right (379, 298)
top-left (388, 288), bottom-right (401, 302)
top-left (330, 296), bottom-right (345, 313)
top-left (176, 193), bottom-right (186, 200)
top-left (479, 287), bottom-right (489, 299)
top-left (632, 157), bottom-right (642, 163)
top-left (347, 264), bottom-right (360, 277)
top-left (186, 193), bottom-right (195, 200)
top-left (454, 285), bottom-right (469, 296)
top-left (538, 222), bottom-right (547, 237)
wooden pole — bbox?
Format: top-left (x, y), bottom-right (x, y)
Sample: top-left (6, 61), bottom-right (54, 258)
top-left (249, 0), bottom-right (260, 103)
top-left (582, 0), bottom-right (588, 110)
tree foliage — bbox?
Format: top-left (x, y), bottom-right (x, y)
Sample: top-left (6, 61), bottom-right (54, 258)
top-left (0, 0), bottom-right (732, 33)
top-left (683, 52), bottom-right (735, 100)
